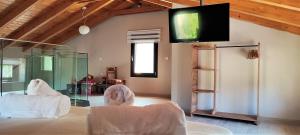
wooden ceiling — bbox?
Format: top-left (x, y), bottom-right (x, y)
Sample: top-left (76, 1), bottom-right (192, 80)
top-left (0, 0), bottom-right (299, 51)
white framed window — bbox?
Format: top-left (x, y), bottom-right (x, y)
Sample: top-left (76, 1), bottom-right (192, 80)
top-left (130, 42), bottom-right (158, 78)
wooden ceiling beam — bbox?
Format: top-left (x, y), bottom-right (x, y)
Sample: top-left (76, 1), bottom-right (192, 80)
top-left (263, 0), bottom-right (300, 8)
top-left (231, 9), bottom-right (300, 35)
top-left (164, 0), bottom-right (200, 6)
top-left (112, 0), bottom-right (135, 10)
top-left (126, 0), bottom-right (140, 4)
top-left (23, 0), bottom-right (117, 52)
top-left (204, 0), bottom-right (300, 35)
top-left (143, 0), bottom-right (172, 8)
top-left (0, 0), bottom-right (39, 29)
top-left (251, 0), bottom-right (300, 12)
top-left (43, 1), bottom-right (132, 47)
top-left (4, 0), bottom-right (75, 48)
top-left (113, 5), bottom-right (167, 16)
top-left (205, 0), bottom-right (300, 26)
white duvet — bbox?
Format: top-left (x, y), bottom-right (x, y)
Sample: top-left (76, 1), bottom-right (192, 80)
top-left (88, 102), bottom-right (187, 135)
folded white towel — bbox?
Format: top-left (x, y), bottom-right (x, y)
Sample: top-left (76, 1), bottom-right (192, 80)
top-left (104, 84), bottom-right (135, 106)
top-left (88, 102), bottom-right (187, 135)
top-left (27, 79), bottom-right (61, 96)
top-left (0, 94), bottom-right (70, 118)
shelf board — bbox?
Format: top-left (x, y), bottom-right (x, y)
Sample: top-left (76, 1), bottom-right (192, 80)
top-left (193, 46), bottom-right (215, 50)
top-left (192, 109), bottom-right (258, 122)
top-left (193, 67), bottom-right (215, 71)
top-left (193, 89), bottom-right (215, 93)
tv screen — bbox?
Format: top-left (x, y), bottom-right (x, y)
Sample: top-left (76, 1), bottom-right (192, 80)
top-left (169, 3), bottom-right (230, 43)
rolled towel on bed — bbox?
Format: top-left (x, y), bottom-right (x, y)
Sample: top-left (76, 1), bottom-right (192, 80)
top-left (27, 79), bottom-right (61, 96)
top-left (104, 84), bottom-right (135, 105)
top-left (88, 102), bottom-right (187, 135)
top-left (0, 94), bottom-right (70, 118)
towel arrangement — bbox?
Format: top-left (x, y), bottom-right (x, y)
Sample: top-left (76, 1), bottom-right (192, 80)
top-left (0, 79), bottom-right (71, 118)
top-left (27, 79), bottom-right (62, 96)
top-left (104, 84), bottom-right (135, 106)
top-left (88, 101), bottom-right (187, 135)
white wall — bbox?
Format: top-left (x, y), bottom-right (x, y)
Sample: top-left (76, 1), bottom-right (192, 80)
top-left (172, 18), bottom-right (300, 120)
top-left (66, 9), bottom-right (300, 120)
top-left (171, 45), bottom-right (193, 112)
top-left (67, 11), bottom-right (171, 97)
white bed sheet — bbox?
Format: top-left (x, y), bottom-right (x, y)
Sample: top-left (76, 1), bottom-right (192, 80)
top-left (0, 107), bottom-right (88, 135)
top-left (0, 107), bottom-right (232, 135)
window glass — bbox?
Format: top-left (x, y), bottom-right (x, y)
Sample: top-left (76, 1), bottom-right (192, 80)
top-left (42, 56), bottom-right (53, 71)
top-left (2, 64), bottom-right (13, 78)
top-left (131, 42), bottom-right (158, 78)
top-left (134, 43), bottom-right (154, 74)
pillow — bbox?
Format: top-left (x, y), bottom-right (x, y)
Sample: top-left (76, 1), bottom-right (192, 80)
top-left (104, 84), bottom-right (135, 105)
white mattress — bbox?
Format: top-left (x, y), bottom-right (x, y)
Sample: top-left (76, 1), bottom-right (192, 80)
top-left (0, 107), bottom-right (232, 135)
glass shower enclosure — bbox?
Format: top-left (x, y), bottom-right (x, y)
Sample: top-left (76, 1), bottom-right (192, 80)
top-left (0, 38), bottom-right (89, 106)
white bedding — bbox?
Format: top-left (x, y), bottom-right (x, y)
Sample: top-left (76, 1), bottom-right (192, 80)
top-left (0, 94), bottom-right (70, 118)
top-left (104, 84), bottom-right (135, 106)
top-left (88, 102), bottom-right (187, 135)
top-left (0, 107), bottom-right (232, 135)
top-left (0, 107), bottom-right (88, 135)
top-left (27, 79), bottom-right (61, 96)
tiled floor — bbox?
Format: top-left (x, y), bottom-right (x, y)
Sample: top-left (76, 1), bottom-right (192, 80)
top-left (187, 116), bottom-right (300, 135)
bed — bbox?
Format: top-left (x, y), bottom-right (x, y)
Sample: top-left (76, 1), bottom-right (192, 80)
top-left (0, 107), bottom-right (232, 135)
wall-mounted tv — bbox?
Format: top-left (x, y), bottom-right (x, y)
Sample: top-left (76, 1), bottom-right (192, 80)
top-left (169, 3), bottom-right (230, 43)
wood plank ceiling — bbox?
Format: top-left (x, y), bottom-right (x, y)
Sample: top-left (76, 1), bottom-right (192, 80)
top-left (0, 0), bottom-right (299, 51)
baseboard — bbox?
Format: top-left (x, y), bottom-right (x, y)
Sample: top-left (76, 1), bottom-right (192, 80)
top-left (184, 114), bottom-right (300, 125)
top-left (134, 93), bottom-right (171, 99)
top-left (260, 117), bottom-right (300, 125)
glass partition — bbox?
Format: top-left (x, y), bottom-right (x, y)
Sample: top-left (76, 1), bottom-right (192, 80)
top-left (74, 53), bottom-right (89, 102)
top-left (0, 38), bottom-right (89, 106)
top-left (1, 39), bottom-right (30, 96)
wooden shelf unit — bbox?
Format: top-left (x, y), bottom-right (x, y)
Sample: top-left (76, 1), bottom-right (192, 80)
top-left (191, 44), bottom-right (217, 115)
top-left (191, 43), bottom-right (261, 124)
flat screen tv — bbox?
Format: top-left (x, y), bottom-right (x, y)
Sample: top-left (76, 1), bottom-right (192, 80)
top-left (169, 3), bottom-right (230, 43)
